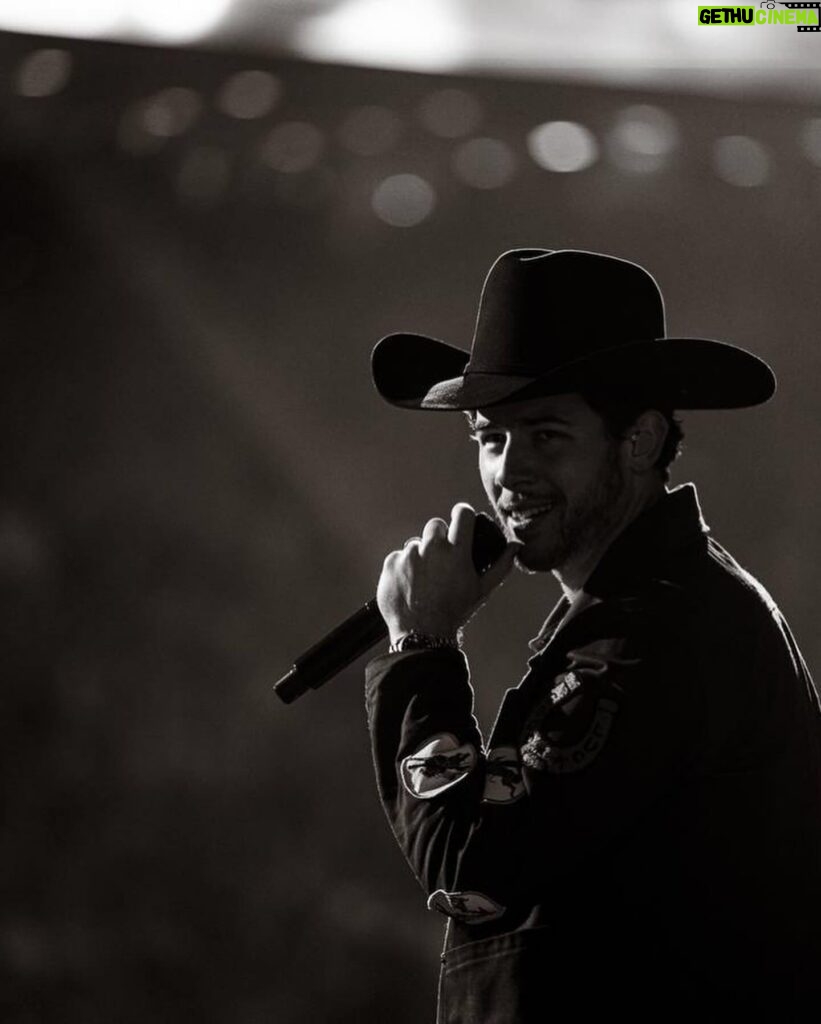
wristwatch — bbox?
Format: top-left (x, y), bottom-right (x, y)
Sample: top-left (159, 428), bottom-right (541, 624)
top-left (389, 630), bottom-right (463, 653)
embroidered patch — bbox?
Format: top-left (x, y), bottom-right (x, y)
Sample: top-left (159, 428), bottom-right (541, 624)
top-left (550, 670), bottom-right (583, 706)
top-left (401, 733), bottom-right (478, 799)
top-left (427, 889), bottom-right (506, 923)
top-left (482, 746), bottom-right (525, 804)
top-left (521, 697), bottom-right (619, 774)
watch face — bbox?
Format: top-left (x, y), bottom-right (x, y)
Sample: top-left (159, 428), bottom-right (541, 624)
top-left (398, 633), bottom-right (428, 651)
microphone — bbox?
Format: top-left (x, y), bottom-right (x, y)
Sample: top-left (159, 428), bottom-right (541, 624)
top-left (274, 512), bottom-right (507, 704)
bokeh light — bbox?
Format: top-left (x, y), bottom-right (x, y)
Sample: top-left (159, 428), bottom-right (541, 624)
top-left (217, 70), bottom-right (281, 121)
top-left (713, 135), bottom-right (770, 187)
top-left (15, 49), bottom-right (73, 98)
top-left (372, 173), bottom-right (436, 226)
top-left (452, 138), bottom-right (517, 189)
top-left (261, 122), bottom-right (325, 173)
top-left (608, 104), bottom-right (679, 174)
top-left (527, 120), bottom-right (599, 173)
top-left (140, 87), bottom-right (202, 138)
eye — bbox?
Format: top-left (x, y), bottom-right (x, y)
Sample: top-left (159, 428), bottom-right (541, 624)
top-left (534, 429), bottom-right (566, 443)
top-left (470, 430), bottom-right (506, 450)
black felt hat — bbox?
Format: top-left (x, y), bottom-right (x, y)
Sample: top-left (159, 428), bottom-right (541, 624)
top-left (371, 248), bottom-right (775, 411)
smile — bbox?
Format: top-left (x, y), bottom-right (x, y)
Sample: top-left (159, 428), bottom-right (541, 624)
top-left (504, 503), bottom-right (556, 528)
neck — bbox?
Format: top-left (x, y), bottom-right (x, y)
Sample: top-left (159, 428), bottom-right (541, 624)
top-left (553, 478), bottom-right (666, 601)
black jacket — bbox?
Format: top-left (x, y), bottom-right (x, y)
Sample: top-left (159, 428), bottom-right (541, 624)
top-left (366, 486), bottom-right (821, 1022)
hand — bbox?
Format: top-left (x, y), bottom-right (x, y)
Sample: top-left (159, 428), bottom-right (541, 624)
top-left (376, 503), bottom-right (521, 646)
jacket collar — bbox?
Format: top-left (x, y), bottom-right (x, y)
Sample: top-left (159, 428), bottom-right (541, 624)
top-left (528, 483), bottom-right (709, 653)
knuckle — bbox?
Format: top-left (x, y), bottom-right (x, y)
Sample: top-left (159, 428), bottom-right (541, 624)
top-left (451, 502), bottom-right (475, 520)
top-left (423, 518), bottom-right (448, 543)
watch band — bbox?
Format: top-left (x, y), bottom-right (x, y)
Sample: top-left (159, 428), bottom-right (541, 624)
top-left (389, 630), bottom-right (463, 653)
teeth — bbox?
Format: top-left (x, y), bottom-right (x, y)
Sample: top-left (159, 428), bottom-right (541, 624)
top-left (507, 504), bottom-right (553, 524)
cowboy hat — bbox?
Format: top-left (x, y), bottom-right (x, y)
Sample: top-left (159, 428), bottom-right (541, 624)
top-left (371, 248), bottom-right (775, 411)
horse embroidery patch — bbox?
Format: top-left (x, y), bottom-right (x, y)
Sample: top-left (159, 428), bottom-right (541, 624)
top-left (521, 697), bottom-right (619, 773)
top-left (401, 733), bottom-right (478, 799)
top-left (482, 746), bottom-right (525, 804)
top-left (427, 889), bottom-right (506, 923)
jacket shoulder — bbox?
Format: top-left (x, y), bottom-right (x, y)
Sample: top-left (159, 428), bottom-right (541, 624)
top-left (703, 537), bottom-right (781, 618)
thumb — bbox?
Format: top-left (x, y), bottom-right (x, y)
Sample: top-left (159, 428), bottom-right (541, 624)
top-left (478, 541), bottom-right (522, 598)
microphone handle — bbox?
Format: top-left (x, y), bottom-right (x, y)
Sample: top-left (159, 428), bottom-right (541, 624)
top-left (274, 601), bottom-right (386, 704)
top-left (273, 512), bottom-right (507, 705)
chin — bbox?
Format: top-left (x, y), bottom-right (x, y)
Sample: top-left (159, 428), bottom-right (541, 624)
top-left (513, 546), bottom-right (560, 575)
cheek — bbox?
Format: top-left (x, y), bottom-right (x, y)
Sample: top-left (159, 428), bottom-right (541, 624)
top-left (551, 453), bottom-right (598, 493)
top-left (478, 453), bottom-right (497, 499)
top-left (565, 455), bottom-right (619, 505)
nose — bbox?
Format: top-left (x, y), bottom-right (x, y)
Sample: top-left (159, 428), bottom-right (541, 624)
top-left (494, 434), bottom-right (536, 492)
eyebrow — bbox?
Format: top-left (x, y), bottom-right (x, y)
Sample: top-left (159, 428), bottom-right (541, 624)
top-left (471, 414), bottom-right (574, 430)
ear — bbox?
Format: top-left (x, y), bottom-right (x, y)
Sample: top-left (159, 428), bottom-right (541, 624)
top-left (624, 409), bottom-right (669, 473)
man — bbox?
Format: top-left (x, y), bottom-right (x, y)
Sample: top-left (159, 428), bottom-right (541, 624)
top-left (365, 250), bottom-right (821, 1022)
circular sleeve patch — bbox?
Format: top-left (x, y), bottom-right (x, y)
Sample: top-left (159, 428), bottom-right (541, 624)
top-left (400, 732), bottom-right (478, 799)
top-left (482, 746), bottom-right (525, 804)
top-left (427, 889), bottom-right (506, 923)
top-left (521, 697), bottom-right (619, 773)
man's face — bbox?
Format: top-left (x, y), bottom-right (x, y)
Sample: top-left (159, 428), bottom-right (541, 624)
top-left (471, 392), bottom-right (630, 574)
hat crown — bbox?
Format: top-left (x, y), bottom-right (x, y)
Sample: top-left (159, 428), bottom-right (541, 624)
top-left (467, 249), bottom-right (666, 375)
top-left (370, 245), bottom-right (776, 411)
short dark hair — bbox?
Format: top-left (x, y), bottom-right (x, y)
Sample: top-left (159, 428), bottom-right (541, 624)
top-left (464, 391), bottom-right (685, 484)
top-left (580, 390), bottom-right (684, 484)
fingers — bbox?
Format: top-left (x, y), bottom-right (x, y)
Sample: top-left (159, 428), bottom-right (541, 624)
top-left (399, 519), bottom-right (446, 560)
top-left (420, 517), bottom-right (448, 554)
top-left (478, 541), bottom-right (522, 598)
top-left (447, 503), bottom-right (475, 550)
top-left (398, 505), bottom-right (475, 560)
top-left (380, 506), bottom-right (516, 640)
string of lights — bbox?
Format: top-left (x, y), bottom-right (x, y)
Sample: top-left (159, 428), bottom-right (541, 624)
top-left (9, 43), bottom-right (821, 229)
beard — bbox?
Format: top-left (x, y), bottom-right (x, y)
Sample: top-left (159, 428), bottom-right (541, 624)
top-left (494, 444), bottom-right (628, 575)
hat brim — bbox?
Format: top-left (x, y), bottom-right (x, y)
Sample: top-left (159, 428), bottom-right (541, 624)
top-left (372, 333), bottom-right (776, 411)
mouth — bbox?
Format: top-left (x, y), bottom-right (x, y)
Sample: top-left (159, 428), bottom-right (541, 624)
top-left (501, 501), bottom-right (557, 531)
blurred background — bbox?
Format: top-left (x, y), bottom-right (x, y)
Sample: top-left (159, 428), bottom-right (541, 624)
top-left (1, 2), bottom-right (819, 1021)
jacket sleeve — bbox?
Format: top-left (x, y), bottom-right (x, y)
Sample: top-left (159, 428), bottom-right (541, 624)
top-left (365, 646), bottom-right (523, 922)
top-left (365, 600), bottom-right (705, 926)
